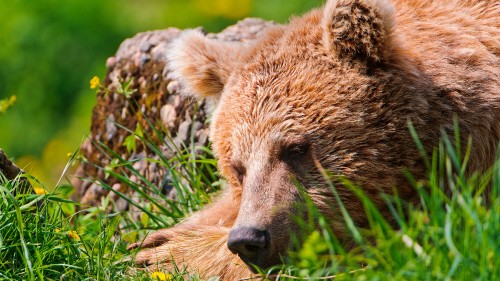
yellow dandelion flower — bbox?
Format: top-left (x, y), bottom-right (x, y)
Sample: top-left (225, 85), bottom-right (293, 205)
top-left (150, 271), bottom-right (172, 281)
top-left (67, 230), bottom-right (80, 240)
top-left (0, 95), bottom-right (16, 113)
top-left (90, 76), bottom-right (100, 89)
top-left (33, 186), bottom-right (46, 195)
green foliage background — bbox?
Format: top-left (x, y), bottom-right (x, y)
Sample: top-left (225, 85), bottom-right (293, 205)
top-left (0, 0), bottom-right (321, 186)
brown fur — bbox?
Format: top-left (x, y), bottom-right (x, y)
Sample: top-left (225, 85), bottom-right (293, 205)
top-left (129, 0), bottom-right (500, 279)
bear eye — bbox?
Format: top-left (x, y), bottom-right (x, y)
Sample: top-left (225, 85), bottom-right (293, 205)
top-left (231, 163), bottom-right (246, 184)
top-left (281, 141), bottom-right (310, 162)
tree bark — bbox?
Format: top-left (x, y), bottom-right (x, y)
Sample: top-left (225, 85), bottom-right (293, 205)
top-left (0, 148), bottom-right (31, 193)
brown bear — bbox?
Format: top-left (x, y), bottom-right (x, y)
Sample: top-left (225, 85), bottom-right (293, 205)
top-left (128, 0), bottom-right (500, 279)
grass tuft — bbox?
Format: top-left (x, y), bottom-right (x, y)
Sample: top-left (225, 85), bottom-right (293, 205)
top-left (1, 122), bottom-right (498, 280)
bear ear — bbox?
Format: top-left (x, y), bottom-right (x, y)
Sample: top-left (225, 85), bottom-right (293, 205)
top-left (167, 30), bottom-right (241, 99)
top-left (322, 0), bottom-right (396, 65)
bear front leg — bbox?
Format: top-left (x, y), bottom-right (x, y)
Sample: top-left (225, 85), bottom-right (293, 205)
top-left (131, 225), bottom-right (252, 280)
top-left (128, 191), bottom-right (251, 279)
top-left (128, 190), bottom-right (238, 250)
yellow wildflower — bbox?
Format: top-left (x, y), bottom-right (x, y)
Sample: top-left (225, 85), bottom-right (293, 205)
top-left (90, 76), bottom-right (100, 89)
top-left (0, 95), bottom-right (16, 113)
top-left (55, 228), bottom-right (61, 233)
top-left (33, 186), bottom-right (46, 195)
top-left (67, 231), bottom-right (80, 240)
top-left (150, 271), bottom-right (172, 281)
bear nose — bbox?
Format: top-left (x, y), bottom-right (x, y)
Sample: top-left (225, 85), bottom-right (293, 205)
top-left (227, 227), bottom-right (268, 262)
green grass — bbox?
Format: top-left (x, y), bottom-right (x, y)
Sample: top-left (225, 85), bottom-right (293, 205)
top-left (1, 126), bottom-right (498, 280)
top-left (0, 174), bottom-right (137, 280)
top-left (278, 137), bottom-right (499, 280)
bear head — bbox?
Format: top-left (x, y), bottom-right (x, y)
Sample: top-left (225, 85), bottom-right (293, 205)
top-left (167, 0), bottom-right (438, 270)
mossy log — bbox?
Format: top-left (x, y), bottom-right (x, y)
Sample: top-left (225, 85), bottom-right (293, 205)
top-left (72, 19), bottom-right (276, 211)
top-left (0, 149), bottom-right (31, 193)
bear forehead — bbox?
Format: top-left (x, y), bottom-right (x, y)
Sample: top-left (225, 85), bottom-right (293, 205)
top-left (221, 8), bottom-right (373, 111)
top-left (211, 8), bottom-right (385, 161)
top-left (217, 55), bottom-right (372, 134)
top-left (214, 62), bottom-right (373, 163)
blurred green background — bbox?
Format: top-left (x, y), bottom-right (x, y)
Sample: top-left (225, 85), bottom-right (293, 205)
top-left (0, 0), bottom-right (322, 186)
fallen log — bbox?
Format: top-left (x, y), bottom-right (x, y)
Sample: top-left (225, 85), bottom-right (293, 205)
top-left (72, 19), bottom-right (276, 214)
